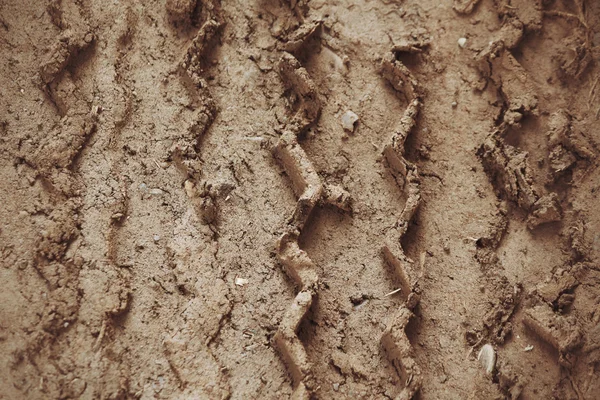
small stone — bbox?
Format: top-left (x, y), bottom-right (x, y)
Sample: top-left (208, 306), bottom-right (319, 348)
top-left (341, 110), bottom-right (359, 132)
top-left (153, 234), bottom-right (160, 242)
top-left (333, 383), bottom-right (340, 391)
top-left (235, 277), bottom-right (249, 286)
top-left (458, 37), bottom-right (467, 48)
top-left (524, 345), bottom-right (534, 352)
top-left (184, 180), bottom-right (196, 198)
top-left (477, 344), bottom-right (496, 375)
top-left (149, 188), bottom-right (164, 196)
top-left (451, 101), bottom-right (458, 108)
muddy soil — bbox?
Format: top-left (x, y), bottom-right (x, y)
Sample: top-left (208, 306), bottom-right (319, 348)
top-left (1, 0), bottom-right (599, 399)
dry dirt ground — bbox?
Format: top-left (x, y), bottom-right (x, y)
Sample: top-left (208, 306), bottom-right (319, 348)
top-left (1, 0), bottom-right (600, 399)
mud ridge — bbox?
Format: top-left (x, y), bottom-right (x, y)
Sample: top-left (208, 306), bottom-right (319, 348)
top-left (379, 44), bottom-right (426, 400)
top-left (169, 0), bottom-right (226, 230)
top-left (271, 15), bottom-right (351, 398)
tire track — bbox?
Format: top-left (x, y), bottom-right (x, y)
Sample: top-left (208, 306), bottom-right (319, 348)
top-left (467, 2), bottom-right (597, 397)
top-left (379, 45), bottom-right (425, 400)
top-left (159, 2), bottom-right (233, 397)
top-left (3, 0), bottom-right (599, 398)
top-left (8, 1), bottom-right (111, 397)
top-left (272, 22), bottom-right (352, 397)
top-left (169, 0), bottom-right (224, 232)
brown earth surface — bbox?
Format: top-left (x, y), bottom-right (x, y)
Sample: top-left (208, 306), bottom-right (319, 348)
top-left (1, 0), bottom-right (600, 399)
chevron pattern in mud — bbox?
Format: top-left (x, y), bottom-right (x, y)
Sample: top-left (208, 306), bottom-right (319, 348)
top-left (379, 46), bottom-right (426, 400)
top-left (271, 23), bottom-right (351, 399)
top-left (4, 0), bottom-right (600, 399)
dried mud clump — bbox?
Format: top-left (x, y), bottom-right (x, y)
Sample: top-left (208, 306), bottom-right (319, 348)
top-left (477, 48), bottom-right (538, 128)
top-left (527, 193), bottom-right (562, 229)
top-left (468, 278), bottom-right (522, 346)
top-left (524, 261), bottom-right (591, 368)
top-left (453, 0), bottom-right (482, 15)
top-left (546, 110), bottom-right (597, 179)
top-left (473, 0), bottom-right (542, 127)
top-left (523, 299), bottom-right (584, 367)
top-left (495, 0), bottom-right (543, 33)
top-left (478, 133), bottom-right (563, 229)
top-left (477, 135), bottom-right (538, 210)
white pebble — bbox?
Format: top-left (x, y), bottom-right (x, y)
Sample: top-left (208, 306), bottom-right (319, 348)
top-left (341, 110), bottom-right (359, 132)
top-left (458, 37), bottom-right (467, 48)
top-left (477, 344), bottom-right (496, 375)
top-left (235, 277), bottom-right (249, 286)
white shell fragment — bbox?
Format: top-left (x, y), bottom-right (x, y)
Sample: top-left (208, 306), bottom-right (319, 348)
top-left (458, 37), bottom-right (467, 48)
top-left (341, 110), bottom-right (359, 132)
top-left (477, 344), bottom-right (496, 375)
top-left (235, 277), bottom-right (249, 286)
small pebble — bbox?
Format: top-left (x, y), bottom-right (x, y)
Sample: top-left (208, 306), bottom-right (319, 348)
top-left (451, 101), bottom-right (458, 108)
top-left (477, 344), bottom-right (496, 375)
top-left (153, 234), bottom-right (160, 242)
top-left (341, 110), bottom-right (359, 132)
top-left (333, 383), bottom-right (340, 391)
top-left (458, 37), bottom-right (467, 48)
top-left (184, 180), bottom-right (196, 198)
top-left (235, 277), bottom-right (249, 286)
